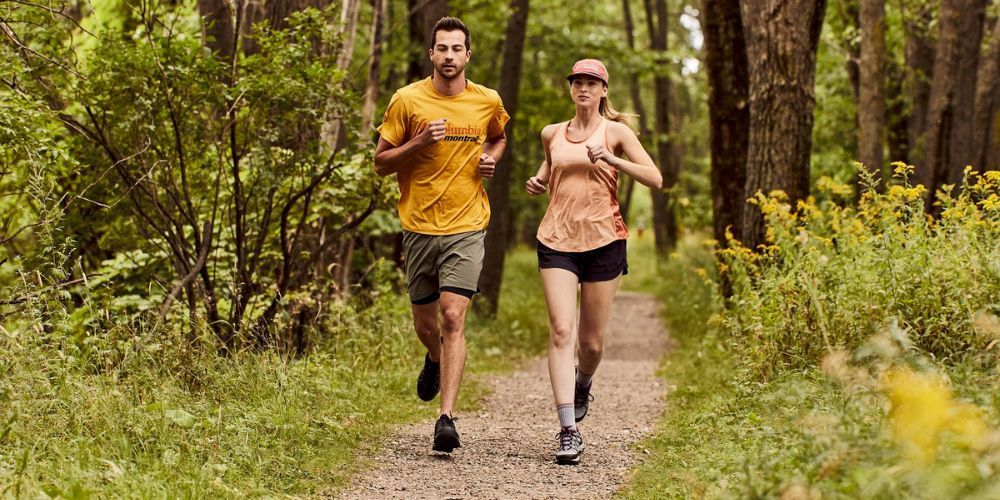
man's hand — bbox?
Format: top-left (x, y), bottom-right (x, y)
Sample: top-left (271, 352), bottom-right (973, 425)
top-left (585, 143), bottom-right (616, 166)
top-left (478, 153), bottom-right (497, 178)
top-left (525, 175), bottom-right (548, 195)
top-left (415, 118), bottom-right (448, 147)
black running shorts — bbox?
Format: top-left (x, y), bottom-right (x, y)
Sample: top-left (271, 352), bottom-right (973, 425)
top-left (536, 239), bottom-right (628, 282)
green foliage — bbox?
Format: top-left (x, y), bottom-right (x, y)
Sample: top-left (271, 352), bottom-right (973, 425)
top-left (2, 1), bottom-right (393, 350)
top-left (721, 166), bottom-right (1000, 378)
top-left (0, 245), bottom-right (548, 496)
top-left (624, 232), bottom-right (1000, 498)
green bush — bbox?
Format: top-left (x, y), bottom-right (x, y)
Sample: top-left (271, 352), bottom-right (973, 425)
top-left (721, 165), bottom-right (1000, 378)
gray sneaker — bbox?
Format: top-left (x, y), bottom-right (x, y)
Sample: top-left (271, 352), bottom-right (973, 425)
top-left (555, 427), bottom-right (584, 464)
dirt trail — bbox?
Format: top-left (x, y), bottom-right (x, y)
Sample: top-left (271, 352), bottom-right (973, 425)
top-left (337, 291), bottom-right (669, 500)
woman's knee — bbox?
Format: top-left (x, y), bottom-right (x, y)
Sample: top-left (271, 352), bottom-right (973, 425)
top-left (549, 323), bottom-right (575, 348)
top-left (579, 338), bottom-right (604, 358)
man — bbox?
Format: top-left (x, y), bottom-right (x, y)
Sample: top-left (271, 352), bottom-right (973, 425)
top-left (373, 16), bottom-right (509, 453)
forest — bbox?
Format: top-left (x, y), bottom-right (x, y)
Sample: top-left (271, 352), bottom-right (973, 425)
top-left (2, 0), bottom-right (1000, 496)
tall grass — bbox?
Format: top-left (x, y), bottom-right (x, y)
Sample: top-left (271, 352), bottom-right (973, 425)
top-left (1, 248), bottom-right (548, 497)
top-left (623, 167), bottom-right (1000, 497)
top-left (721, 166), bottom-right (1000, 378)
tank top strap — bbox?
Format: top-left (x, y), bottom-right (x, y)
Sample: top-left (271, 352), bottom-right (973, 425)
top-left (558, 118), bottom-right (610, 146)
top-left (555, 121), bottom-right (570, 145)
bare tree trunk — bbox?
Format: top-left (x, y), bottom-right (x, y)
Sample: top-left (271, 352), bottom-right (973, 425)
top-left (646, 0), bottom-right (678, 252)
top-left (990, 126), bottom-right (1000, 170)
top-left (361, 0), bottom-right (387, 134)
top-left (197, 0), bottom-right (239, 59)
top-left (858, 0), bottom-right (886, 188)
top-left (905, 4), bottom-right (935, 168)
top-left (407, 0), bottom-right (448, 81)
top-left (335, 237), bottom-right (355, 295)
top-left (321, 0), bottom-right (362, 151)
top-left (973, 15), bottom-right (1000, 170)
top-left (921, 0), bottom-right (988, 211)
top-left (477, 0), bottom-right (529, 317)
top-left (886, 58), bottom-right (909, 164)
top-left (841, 2), bottom-right (861, 102)
top-left (703, 0), bottom-right (749, 248)
top-left (740, 0), bottom-right (827, 250)
top-left (619, 0), bottom-right (652, 225)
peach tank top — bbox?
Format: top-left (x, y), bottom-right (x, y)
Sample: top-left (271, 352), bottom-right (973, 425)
top-left (536, 118), bottom-right (629, 252)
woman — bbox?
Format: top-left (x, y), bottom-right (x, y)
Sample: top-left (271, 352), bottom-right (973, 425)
top-left (525, 59), bottom-right (663, 465)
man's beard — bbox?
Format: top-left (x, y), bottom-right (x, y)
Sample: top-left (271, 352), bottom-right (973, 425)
top-left (435, 62), bottom-right (463, 80)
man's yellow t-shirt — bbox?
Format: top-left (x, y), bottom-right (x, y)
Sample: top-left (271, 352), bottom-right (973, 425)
top-left (377, 77), bottom-right (510, 235)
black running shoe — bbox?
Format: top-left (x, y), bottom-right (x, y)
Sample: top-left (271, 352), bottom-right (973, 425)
top-left (555, 427), bottom-right (584, 464)
top-left (433, 414), bottom-right (461, 452)
top-left (574, 381), bottom-right (594, 422)
top-left (417, 353), bottom-right (440, 402)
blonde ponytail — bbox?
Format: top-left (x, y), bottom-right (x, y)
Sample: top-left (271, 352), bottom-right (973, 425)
top-left (599, 96), bottom-right (637, 130)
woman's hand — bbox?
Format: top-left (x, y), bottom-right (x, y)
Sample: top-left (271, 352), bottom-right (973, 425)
top-left (525, 175), bottom-right (548, 195)
top-left (585, 143), bottom-right (617, 166)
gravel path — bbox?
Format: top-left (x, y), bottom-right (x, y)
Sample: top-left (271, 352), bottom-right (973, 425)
top-left (337, 291), bottom-right (669, 500)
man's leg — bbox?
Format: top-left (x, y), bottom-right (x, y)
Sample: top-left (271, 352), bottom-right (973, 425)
top-left (437, 291), bottom-right (471, 417)
top-left (411, 301), bottom-right (441, 362)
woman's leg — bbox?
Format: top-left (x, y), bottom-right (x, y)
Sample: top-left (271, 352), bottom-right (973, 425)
top-left (540, 268), bottom-right (580, 409)
top-left (577, 275), bottom-right (621, 379)
top-left (542, 267), bottom-right (588, 463)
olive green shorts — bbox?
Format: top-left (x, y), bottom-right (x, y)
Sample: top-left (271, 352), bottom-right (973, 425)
top-left (402, 229), bottom-right (486, 304)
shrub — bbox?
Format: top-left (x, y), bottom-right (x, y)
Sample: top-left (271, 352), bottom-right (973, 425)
top-left (720, 164), bottom-right (1000, 378)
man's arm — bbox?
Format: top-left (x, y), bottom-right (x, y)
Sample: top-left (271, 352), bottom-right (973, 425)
top-left (483, 133), bottom-right (507, 163)
top-left (373, 119), bottom-right (447, 177)
top-left (477, 133), bottom-right (507, 178)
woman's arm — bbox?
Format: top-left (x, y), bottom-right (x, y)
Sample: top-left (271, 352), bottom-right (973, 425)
top-left (589, 122), bottom-right (663, 189)
top-left (526, 124), bottom-right (558, 195)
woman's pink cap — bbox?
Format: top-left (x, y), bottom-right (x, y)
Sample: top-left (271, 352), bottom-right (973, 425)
top-left (567, 59), bottom-right (609, 85)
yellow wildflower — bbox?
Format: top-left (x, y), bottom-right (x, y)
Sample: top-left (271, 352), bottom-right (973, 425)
top-left (891, 161), bottom-right (915, 180)
top-left (882, 367), bottom-right (992, 464)
top-left (883, 368), bottom-right (951, 464)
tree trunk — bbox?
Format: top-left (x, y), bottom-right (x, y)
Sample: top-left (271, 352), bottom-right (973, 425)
top-left (904, 4), bottom-right (935, 168)
top-left (619, 0), bottom-right (652, 225)
top-left (857, 0), bottom-right (886, 188)
top-left (885, 58), bottom-right (909, 164)
top-left (476, 0), bottom-right (529, 317)
top-left (990, 124), bottom-right (1000, 170)
top-left (921, 0), bottom-right (988, 210)
top-left (842, 2), bottom-right (861, 102)
top-left (197, 0), bottom-right (239, 59)
top-left (739, 0), bottom-right (827, 250)
top-left (320, 0), bottom-right (362, 151)
top-left (973, 15), bottom-right (1000, 170)
top-left (361, 0), bottom-right (387, 134)
top-left (703, 0), bottom-right (749, 248)
top-left (646, 0), bottom-right (678, 253)
top-left (407, 0), bottom-right (448, 81)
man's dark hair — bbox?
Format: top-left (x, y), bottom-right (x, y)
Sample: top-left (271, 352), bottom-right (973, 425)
top-left (430, 17), bottom-right (471, 51)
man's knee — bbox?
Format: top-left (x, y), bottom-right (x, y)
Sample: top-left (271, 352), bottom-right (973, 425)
top-left (414, 317), bottom-right (439, 338)
top-left (440, 306), bottom-right (467, 335)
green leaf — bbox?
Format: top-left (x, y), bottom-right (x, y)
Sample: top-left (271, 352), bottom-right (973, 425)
top-left (165, 409), bottom-right (197, 428)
